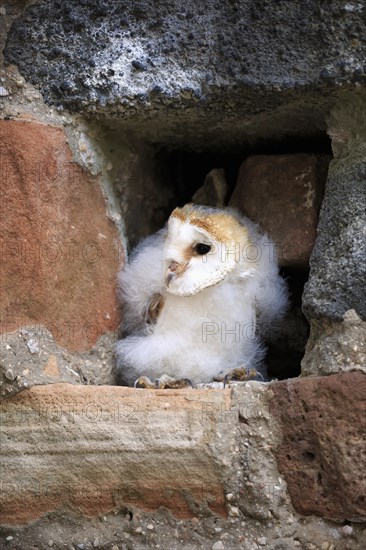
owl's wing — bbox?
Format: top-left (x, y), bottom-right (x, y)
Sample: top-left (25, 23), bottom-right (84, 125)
top-left (118, 228), bottom-right (167, 333)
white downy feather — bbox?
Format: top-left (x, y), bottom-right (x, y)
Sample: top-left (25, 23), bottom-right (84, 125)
top-left (116, 206), bottom-right (288, 385)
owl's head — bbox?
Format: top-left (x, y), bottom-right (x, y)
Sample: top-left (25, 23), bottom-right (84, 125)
top-left (164, 204), bottom-right (252, 296)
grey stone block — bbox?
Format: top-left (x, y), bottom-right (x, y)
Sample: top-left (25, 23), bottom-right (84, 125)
top-left (4, 1), bottom-right (366, 148)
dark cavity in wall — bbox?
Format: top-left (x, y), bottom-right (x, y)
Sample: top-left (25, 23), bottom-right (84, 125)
top-left (163, 134), bottom-right (332, 206)
top-left (110, 132), bottom-right (332, 381)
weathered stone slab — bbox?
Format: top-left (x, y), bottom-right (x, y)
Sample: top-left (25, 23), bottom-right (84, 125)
top-left (1, 374), bottom-right (365, 528)
top-left (0, 384), bottom-right (233, 524)
top-left (4, 1), bottom-right (366, 148)
top-left (303, 172), bottom-right (366, 318)
top-left (301, 309), bottom-right (366, 377)
top-left (0, 120), bottom-right (122, 352)
top-left (302, 100), bottom-right (366, 323)
top-left (270, 372), bottom-right (366, 522)
top-left (229, 154), bottom-right (329, 267)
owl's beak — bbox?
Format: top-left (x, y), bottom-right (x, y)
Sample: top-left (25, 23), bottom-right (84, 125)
top-left (166, 261), bottom-right (181, 286)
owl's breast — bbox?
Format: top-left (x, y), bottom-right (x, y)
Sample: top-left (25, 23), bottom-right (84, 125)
top-left (156, 279), bottom-right (256, 336)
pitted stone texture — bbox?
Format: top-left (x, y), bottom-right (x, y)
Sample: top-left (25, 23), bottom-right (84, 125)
top-left (4, 1), bottom-right (366, 149)
top-left (270, 372), bottom-right (366, 522)
top-left (0, 120), bottom-right (122, 352)
top-left (302, 153), bottom-right (366, 320)
top-left (303, 100), bottom-right (366, 322)
top-left (0, 327), bottom-right (117, 400)
top-left (230, 382), bottom-right (290, 521)
top-left (0, 384), bottom-right (233, 524)
top-left (229, 154), bottom-right (329, 267)
top-left (301, 309), bottom-right (366, 376)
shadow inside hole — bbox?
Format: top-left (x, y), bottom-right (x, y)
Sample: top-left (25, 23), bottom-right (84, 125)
top-left (266, 268), bottom-right (310, 380)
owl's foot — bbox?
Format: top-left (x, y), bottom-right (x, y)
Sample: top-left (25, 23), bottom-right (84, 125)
top-left (134, 376), bottom-right (156, 389)
top-left (134, 374), bottom-right (193, 389)
top-left (214, 367), bottom-right (263, 387)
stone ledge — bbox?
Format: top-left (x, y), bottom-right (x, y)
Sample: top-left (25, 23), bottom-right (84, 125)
top-left (1, 373), bottom-right (365, 528)
top-left (0, 384), bottom-right (233, 524)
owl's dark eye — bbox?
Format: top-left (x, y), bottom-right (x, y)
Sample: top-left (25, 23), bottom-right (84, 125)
top-left (194, 243), bottom-right (212, 255)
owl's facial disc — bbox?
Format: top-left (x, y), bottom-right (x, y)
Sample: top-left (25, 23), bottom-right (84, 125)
top-left (164, 218), bottom-right (238, 297)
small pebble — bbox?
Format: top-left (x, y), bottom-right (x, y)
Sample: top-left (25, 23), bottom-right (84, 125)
top-left (212, 541), bottom-right (225, 550)
top-left (27, 339), bottom-right (39, 354)
top-left (321, 543), bottom-right (330, 550)
top-left (6, 536), bottom-right (13, 541)
top-left (135, 527), bottom-right (142, 533)
top-left (342, 525), bottom-right (353, 537)
top-left (226, 493), bottom-right (234, 501)
top-left (258, 537), bottom-right (267, 546)
top-left (48, 541), bottom-right (54, 547)
top-left (228, 505), bottom-right (240, 517)
top-left (0, 6), bottom-right (7, 15)
top-left (132, 60), bottom-right (147, 71)
top-left (0, 86), bottom-right (9, 96)
top-left (111, 546), bottom-right (119, 550)
top-left (191, 517), bottom-right (199, 524)
top-left (214, 527), bottom-right (222, 533)
top-left (5, 369), bottom-right (15, 381)
top-left (93, 539), bottom-right (100, 547)
top-left (146, 524), bottom-right (154, 530)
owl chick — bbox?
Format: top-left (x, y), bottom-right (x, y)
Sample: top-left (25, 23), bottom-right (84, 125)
top-left (116, 204), bottom-right (288, 388)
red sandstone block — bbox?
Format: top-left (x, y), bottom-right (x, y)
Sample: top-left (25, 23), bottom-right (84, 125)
top-left (229, 154), bottom-right (329, 267)
top-left (270, 372), bottom-right (366, 522)
top-left (0, 120), bottom-right (122, 351)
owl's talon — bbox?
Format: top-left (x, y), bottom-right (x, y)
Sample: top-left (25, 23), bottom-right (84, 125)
top-left (155, 375), bottom-right (193, 389)
top-left (215, 366), bottom-right (262, 386)
top-left (134, 376), bottom-right (156, 389)
top-left (134, 375), bottom-right (193, 389)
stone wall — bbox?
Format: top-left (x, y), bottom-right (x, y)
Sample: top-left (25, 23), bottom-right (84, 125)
top-left (1, 1), bottom-right (365, 549)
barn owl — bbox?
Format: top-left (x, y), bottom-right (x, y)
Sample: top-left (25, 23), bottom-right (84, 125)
top-left (116, 204), bottom-right (288, 388)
